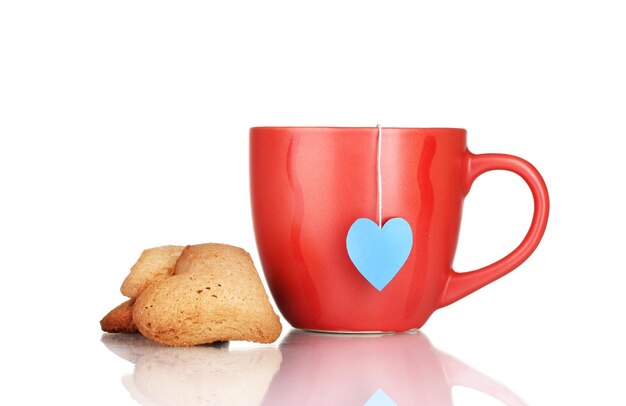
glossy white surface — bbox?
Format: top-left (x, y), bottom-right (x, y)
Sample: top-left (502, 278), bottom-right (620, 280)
top-left (1, 0), bottom-right (625, 404)
top-left (101, 330), bottom-right (526, 405)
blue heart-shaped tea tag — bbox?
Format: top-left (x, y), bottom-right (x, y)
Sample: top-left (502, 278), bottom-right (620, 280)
top-left (346, 217), bottom-right (413, 291)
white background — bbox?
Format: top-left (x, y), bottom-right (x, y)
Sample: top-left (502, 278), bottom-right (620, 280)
top-left (1, 1), bottom-right (624, 405)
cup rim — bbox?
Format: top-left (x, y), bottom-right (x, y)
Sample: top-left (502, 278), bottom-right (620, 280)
top-left (250, 126), bottom-right (466, 131)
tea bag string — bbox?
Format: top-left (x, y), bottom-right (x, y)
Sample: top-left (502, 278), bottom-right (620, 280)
top-left (377, 124), bottom-right (383, 228)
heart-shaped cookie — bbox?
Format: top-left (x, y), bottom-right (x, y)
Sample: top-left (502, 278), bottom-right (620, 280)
top-left (133, 244), bottom-right (282, 346)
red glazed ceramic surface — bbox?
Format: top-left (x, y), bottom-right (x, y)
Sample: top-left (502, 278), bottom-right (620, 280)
top-left (250, 127), bottom-right (549, 332)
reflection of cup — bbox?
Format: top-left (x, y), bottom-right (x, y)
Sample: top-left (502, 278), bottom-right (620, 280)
top-left (101, 334), bottom-right (282, 406)
top-left (262, 330), bottom-right (527, 405)
top-left (250, 127), bottom-right (549, 332)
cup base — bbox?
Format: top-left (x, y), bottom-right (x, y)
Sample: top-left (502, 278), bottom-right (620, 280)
top-left (297, 328), bottom-right (420, 336)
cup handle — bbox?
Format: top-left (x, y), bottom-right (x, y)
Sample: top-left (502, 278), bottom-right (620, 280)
top-left (438, 153), bottom-right (550, 308)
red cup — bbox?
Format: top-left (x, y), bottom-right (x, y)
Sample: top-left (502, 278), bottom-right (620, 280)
top-left (250, 127), bottom-right (549, 332)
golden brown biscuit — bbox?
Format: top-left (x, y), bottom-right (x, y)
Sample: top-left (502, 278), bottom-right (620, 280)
top-left (134, 246), bottom-right (281, 346)
top-left (100, 299), bottom-right (139, 334)
top-left (121, 245), bottom-right (185, 298)
top-left (174, 243), bottom-right (251, 275)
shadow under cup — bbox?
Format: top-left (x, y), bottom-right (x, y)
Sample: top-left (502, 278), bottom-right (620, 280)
top-left (249, 127), bottom-right (549, 332)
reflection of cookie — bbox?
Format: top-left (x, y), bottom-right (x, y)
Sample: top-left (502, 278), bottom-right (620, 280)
top-left (134, 246), bottom-right (281, 346)
top-left (100, 334), bottom-right (281, 406)
top-left (100, 331), bottom-right (164, 363)
top-left (121, 246), bottom-right (184, 298)
top-left (130, 346), bottom-right (282, 406)
top-left (100, 300), bottom-right (138, 334)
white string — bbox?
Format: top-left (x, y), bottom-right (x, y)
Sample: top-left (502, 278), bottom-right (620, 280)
top-left (376, 124), bottom-right (383, 228)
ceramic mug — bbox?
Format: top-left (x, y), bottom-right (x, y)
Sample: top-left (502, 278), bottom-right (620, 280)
top-left (250, 127), bottom-right (549, 332)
